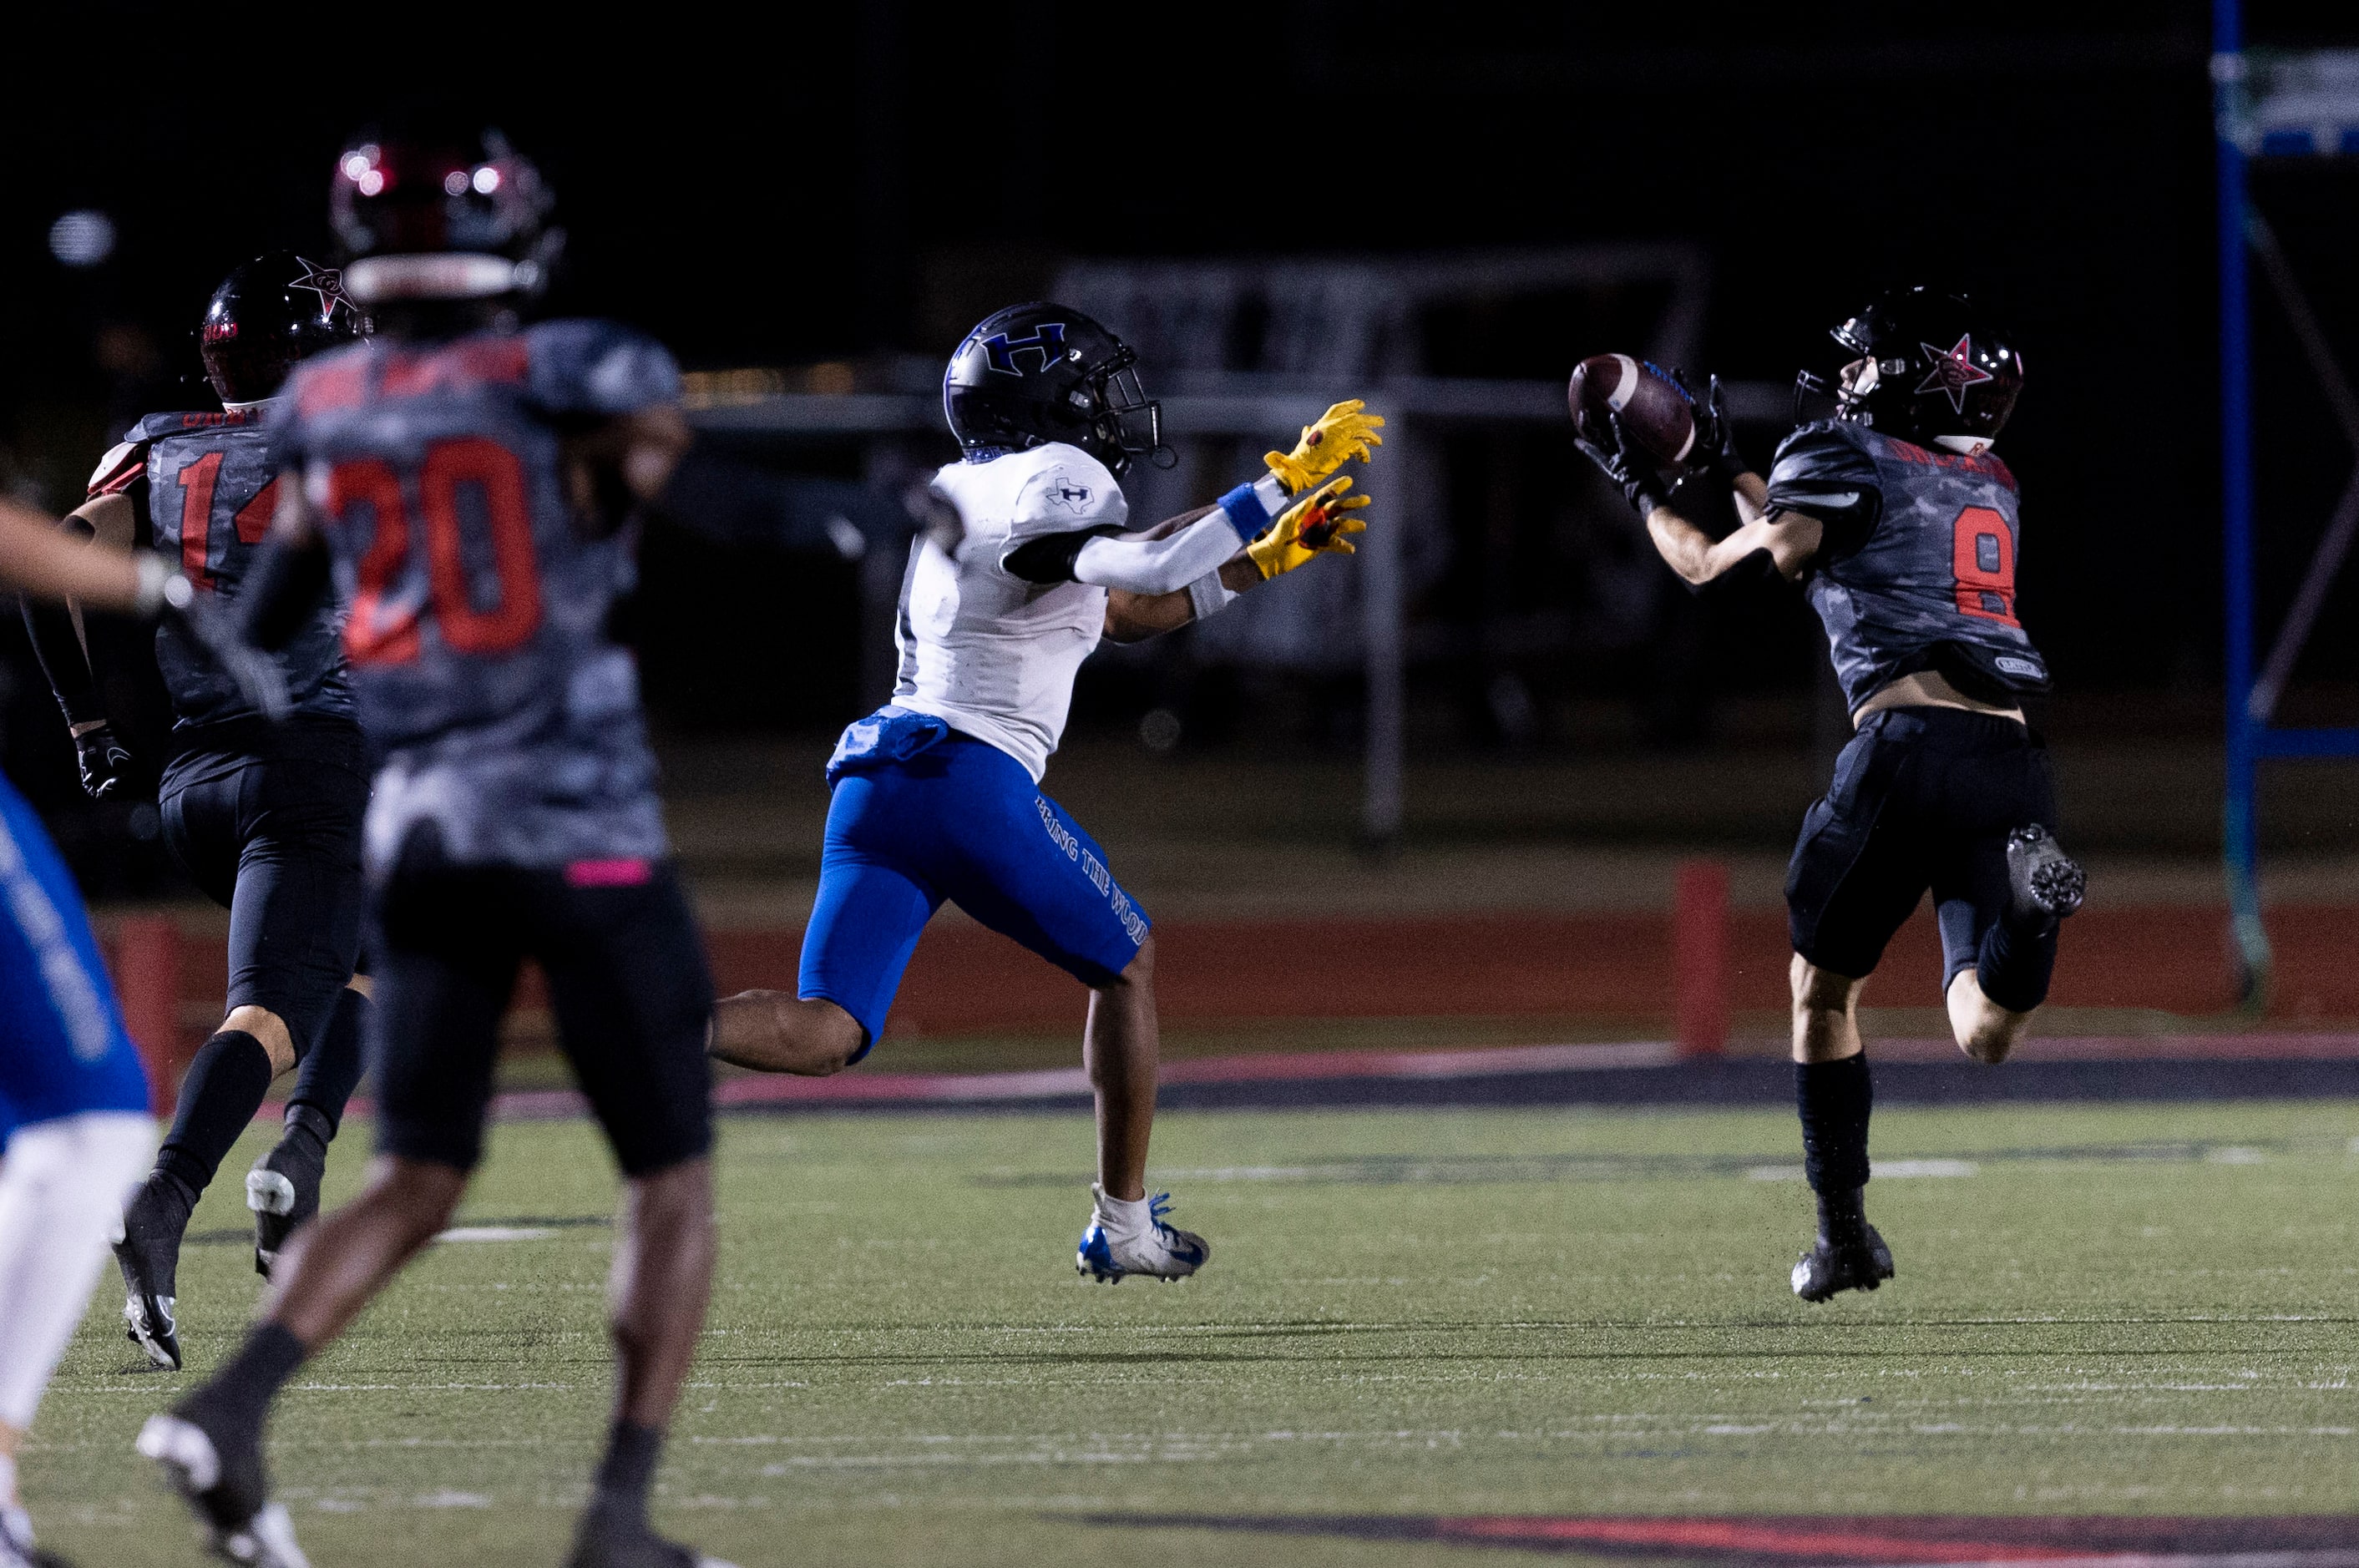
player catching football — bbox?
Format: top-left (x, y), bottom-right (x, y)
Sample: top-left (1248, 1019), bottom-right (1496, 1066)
top-left (1577, 287), bottom-right (2085, 1302)
top-left (706, 301), bottom-right (1379, 1284)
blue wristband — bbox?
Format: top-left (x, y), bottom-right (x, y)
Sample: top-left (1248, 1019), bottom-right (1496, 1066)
top-left (1217, 481), bottom-right (1273, 542)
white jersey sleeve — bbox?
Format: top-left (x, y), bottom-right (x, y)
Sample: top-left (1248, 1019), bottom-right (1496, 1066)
top-left (890, 444), bottom-right (1127, 781)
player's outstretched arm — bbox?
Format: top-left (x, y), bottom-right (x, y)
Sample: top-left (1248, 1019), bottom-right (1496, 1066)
top-left (1101, 477), bottom-right (1369, 642)
top-left (0, 495), bottom-right (170, 613)
top-left (1577, 412), bottom-right (1817, 588)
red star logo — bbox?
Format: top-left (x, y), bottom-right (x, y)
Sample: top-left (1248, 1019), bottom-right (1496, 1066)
top-left (288, 256), bottom-right (352, 324)
top-left (1916, 335), bottom-right (1995, 414)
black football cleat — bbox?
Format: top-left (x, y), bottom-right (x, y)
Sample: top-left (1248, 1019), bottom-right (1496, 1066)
top-left (564, 1506), bottom-right (740, 1568)
top-left (2006, 824), bottom-right (2085, 927)
top-left (114, 1175), bottom-right (190, 1371)
top-left (245, 1131), bottom-right (327, 1281)
top-left (137, 1406), bottom-right (310, 1568)
top-left (1790, 1223), bottom-right (1896, 1303)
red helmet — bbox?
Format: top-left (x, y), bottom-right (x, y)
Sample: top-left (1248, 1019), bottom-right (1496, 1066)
top-left (330, 129), bottom-right (557, 306)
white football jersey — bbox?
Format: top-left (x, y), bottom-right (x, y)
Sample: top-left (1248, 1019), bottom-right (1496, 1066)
top-left (893, 443), bottom-right (1129, 781)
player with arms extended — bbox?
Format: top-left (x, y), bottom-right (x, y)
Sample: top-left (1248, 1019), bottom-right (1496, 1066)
top-left (1578, 287), bottom-right (2085, 1302)
top-left (137, 131), bottom-right (746, 1568)
top-left (708, 301), bottom-right (1379, 1283)
top-left (22, 253), bottom-right (373, 1372)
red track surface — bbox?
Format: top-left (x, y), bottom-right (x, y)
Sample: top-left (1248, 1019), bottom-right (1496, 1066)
top-left (133, 904), bottom-right (2359, 1042)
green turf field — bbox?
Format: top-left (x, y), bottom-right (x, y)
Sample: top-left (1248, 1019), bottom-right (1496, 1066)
top-left (25, 1100), bottom-right (2359, 1566)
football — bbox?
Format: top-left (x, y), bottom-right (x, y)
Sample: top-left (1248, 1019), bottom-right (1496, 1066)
top-left (1567, 353), bottom-right (1697, 465)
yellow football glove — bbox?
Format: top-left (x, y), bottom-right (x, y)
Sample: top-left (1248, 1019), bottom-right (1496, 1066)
top-left (1247, 477), bottom-right (1370, 580)
top-left (1264, 399), bottom-right (1385, 494)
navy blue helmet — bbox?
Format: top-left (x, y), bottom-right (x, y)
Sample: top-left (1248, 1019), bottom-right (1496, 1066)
top-left (943, 302), bottom-right (1170, 473)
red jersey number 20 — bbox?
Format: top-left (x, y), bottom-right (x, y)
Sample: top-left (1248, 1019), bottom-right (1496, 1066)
top-left (330, 438), bottom-right (544, 665)
top-left (1950, 505), bottom-right (2019, 625)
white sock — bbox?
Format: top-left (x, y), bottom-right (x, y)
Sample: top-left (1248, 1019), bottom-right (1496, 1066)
top-left (0, 1112), bottom-right (154, 1431)
top-left (1093, 1184), bottom-right (1151, 1238)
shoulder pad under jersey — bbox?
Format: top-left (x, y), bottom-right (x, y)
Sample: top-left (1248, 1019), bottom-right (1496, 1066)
top-left (526, 319), bottom-right (682, 417)
top-left (1768, 421), bottom-right (1881, 517)
top-left (86, 438), bottom-right (147, 498)
top-left (90, 408), bottom-right (268, 498)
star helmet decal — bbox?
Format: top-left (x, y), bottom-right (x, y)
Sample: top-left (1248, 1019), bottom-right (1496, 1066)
top-left (1916, 334), bottom-right (1996, 414)
top-left (287, 257), bottom-right (353, 324)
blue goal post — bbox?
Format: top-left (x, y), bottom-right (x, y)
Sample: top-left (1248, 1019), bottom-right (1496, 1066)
top-left (2214, 0), bottom-right (2359, 1003)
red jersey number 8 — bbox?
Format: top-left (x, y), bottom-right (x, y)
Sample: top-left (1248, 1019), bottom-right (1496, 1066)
top-left (1950, 505), bottom-right (2019, 625)
top-left (330, 438), bottom-right (543, 665)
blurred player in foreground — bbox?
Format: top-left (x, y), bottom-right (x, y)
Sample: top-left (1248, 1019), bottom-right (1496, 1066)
top-left (23, 253), bottom-right (373, 1373)
top-left (0, 501), bottom-right (192, 1566)
top-left (139, 129), bottom-right (756, 1568)
top-left (1579, 287), bottom-right (2085, 1302)
top-left (708, 302), bottom-right (1379, 1283)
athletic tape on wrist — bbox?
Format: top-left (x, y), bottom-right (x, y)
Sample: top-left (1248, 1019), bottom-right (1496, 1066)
top-left (1187, 569), bottom-right (1238, 623)
top-left (1217, 481), bottom-right (1273, 543)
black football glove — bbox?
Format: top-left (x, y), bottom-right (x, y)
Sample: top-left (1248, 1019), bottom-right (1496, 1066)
top-left (72, 725), bottom-right (132, 800)
top-left (1689, 372), bottom-right (1749, 481)
top-left (1576, 412), bottom-right (1672, 517)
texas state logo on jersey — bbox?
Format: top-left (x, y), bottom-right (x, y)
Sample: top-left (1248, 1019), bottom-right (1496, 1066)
top-left (1768, 418), bottom-right (2050, 713)
top-left (272, 319), bottom-right (681, 869)
top-left (87, 409), bottom-right (355, 730)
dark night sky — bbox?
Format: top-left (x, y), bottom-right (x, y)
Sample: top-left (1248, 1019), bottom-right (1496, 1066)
top-left (4, 0), bottom-right (2357, 698)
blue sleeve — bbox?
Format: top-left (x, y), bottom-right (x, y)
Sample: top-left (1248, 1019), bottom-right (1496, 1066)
top-left (1766, 422), bottom-right (1881, 551)
top-left (526, 320), bottom-right (682, 417)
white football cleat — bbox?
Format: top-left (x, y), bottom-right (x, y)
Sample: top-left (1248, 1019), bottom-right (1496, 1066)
top-left (1076, 1185), bottom-right (1209, 1283)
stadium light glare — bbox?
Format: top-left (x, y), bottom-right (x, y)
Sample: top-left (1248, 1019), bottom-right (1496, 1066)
top-left (473, 167), bottom-right (501, 193)
top-left (48, 210), bottom-right (115, 267)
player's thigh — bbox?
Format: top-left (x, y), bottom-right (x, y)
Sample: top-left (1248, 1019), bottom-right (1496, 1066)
top-left (225, 753), bottom-right (369, 1055)
top-left (1930, 728), bottom-right (2061, 987)
top-left (0, 780), bottom-right (151, 1125)
top-left (157, 755), bottom-right (246, 911)
top-left (797, 768), bottom-right (948, 1046)
top-left (797, 852), bottom-right (939, 1058)
top-left (1787, 716), bottom-right (1933, 982)
top-left (938, 766), bottom-right (1148, 991)
top-left (369, 857), bottom-right (522, 1174)
top-left (531, 864), bottom-right (716, 1178)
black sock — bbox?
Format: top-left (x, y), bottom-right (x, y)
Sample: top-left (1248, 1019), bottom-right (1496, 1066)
top-left (276, 1104), bottom-right (335, 1166)
top-left (1795, 1055), bottom-right (1873, 1238)
top-left (288, 988), bottom-right (370, 1139)
top-left (590, 1420), bottom-right (665, 1518)
top-left (188, 1323), bottom-right (308, 1445)
top-left (1975, 913), bottom-right (2058, 1014)
top-left (157, 1030), bottom-right (276, 1200)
